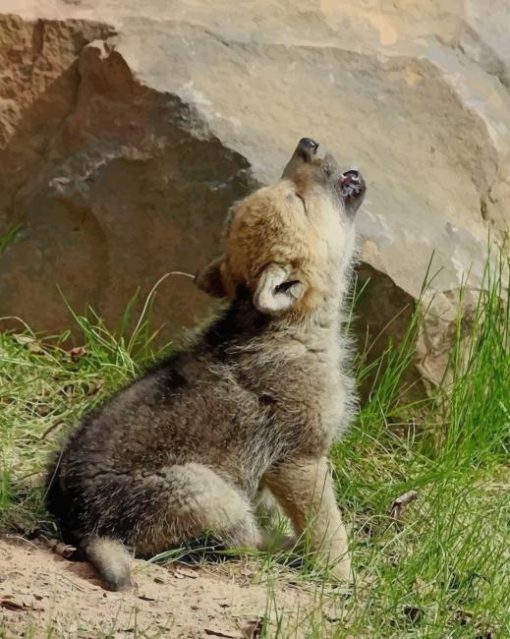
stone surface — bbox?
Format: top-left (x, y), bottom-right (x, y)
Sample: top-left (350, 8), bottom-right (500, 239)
top-left (0, 1), bottom-right (509, 379)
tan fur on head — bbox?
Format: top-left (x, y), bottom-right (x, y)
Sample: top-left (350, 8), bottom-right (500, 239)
top-left (196, 140), bottom-right (364, 318)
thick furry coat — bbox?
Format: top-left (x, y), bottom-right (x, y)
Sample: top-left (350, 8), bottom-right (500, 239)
top-left (46, 138), bottom-right (366, 590)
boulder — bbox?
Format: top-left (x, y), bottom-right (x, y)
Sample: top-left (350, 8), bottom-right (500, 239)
top-left (0, 2), bottom-right (508, 382)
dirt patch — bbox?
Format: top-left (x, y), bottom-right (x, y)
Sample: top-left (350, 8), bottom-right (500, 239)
top-left (0, 537), bottom-right (343, 638)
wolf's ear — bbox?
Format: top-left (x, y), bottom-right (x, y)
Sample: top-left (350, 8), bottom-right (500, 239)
top-left (253, 263), bottom-right (306, 315)
top-left (195, 256), bottom-right (228, 298)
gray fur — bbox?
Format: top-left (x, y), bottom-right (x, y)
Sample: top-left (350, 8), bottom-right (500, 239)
top-left (46, 138), bottom-right (366, 590)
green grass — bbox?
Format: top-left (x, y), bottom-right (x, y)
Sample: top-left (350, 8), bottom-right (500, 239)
top-left (1, 252), bottom-right (509, 638)
top-left (0, 223), bottom-right (22, 256)
top-left (326, 250), bottom-right (510, 638)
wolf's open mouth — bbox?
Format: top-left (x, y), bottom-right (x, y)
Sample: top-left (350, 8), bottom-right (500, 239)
top-left (339, 170), bottom-right (361, 196)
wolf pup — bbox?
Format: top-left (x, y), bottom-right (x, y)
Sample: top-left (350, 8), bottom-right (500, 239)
top-left (46, 138), bottom-right (366, 590)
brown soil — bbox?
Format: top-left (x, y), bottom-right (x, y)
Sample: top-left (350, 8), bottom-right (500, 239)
top-left (0, 537), bottom-right (343, 638)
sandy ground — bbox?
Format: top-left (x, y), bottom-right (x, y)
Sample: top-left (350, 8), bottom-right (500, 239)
top-left (0, 537), bottom-right (344, 638)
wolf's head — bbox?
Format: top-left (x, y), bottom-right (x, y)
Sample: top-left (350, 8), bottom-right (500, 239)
top-left (197, 138), bottom-right (366, 317)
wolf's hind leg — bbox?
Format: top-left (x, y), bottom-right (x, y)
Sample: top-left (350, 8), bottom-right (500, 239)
top-left (135, 463), bottom-right (263, 556)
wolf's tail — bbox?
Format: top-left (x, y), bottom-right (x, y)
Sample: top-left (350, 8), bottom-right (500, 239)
top-left (83, 537), bottom-right (133, 591)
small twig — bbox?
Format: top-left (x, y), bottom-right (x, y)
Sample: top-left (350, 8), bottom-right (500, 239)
top-left (167, 270), bottom-right (195, 280)
top-left (242, 618), bottom-right (264, 639)
top-left (388, 490), bottom-right (419, 520)
top-left (1, 596), bottom-right (44, 612)
top-left (205, 629), bottom-right (241, 639)
top-left (129, 271), bottom-right (195, 347)
top-left (4, 534), bottom-right (40, 550)
top-left (172, 566), bottom-right (198, 579)
top-left (43, 536), bottom-right (78, 560)
top-left (39, 420), bottom-right (65, 441)
top-left (0, 316), bottom-right (35, 333)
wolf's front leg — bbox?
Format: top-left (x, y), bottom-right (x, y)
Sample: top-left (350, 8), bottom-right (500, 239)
top-left (263, 457), bottom-right (352, 581)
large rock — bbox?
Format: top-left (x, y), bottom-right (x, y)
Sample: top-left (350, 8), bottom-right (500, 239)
top-left (0, 2), bottom-right (509, 380)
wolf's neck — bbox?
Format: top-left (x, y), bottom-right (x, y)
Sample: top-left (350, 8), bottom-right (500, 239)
top-left (278, 299), bottom-right (346, 357)
top-left (202, 292), bottom-right (346, 359)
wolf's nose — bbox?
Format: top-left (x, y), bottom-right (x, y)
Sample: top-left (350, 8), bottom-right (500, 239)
top-left (342, 169), bottom-right (360, 180)
top-left (298, 138), bottom-right (319, 156)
